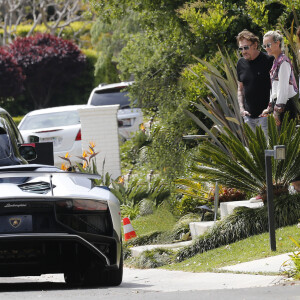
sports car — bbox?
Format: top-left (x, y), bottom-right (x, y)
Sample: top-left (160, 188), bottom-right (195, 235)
top-left (0, 106), bottom-right (123, 286)
top-left (0, 164), bottom-right (123, 287)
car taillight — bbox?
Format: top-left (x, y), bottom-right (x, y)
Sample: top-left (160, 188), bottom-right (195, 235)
top-left (56, 199), bottom-right (108, 211)
top-left (75, 129), bottom-right (81, 141)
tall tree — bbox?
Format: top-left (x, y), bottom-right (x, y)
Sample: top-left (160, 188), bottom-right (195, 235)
top-left (8, 33), bottom-right (86, 109)
top-left (90, 10), bottom-right (141, 83)
top-left (0, 0), bottom-right (90, 45)
top-left (88, 0), bottom-right (201, 179)
top-left (88, 0), bottom-right (300, 181)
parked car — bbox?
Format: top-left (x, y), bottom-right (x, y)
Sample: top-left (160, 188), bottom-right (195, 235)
top-left (0, 165), bottom-right (123, 286)
top-left (0, 107), bottom-right (36, 165)
top-left (18, 105), bottom-right (87, 168)
top-left (87, 82), bottom-right (143, 140)
top-left (0, 106), bottom-right (123, 287)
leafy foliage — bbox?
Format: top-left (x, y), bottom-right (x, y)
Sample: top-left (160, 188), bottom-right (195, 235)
top-left (60, 142), bottom-right (114, 188)
top-left (90, 11), bottom-right (140, 83)
top-left (86, 0), bottom-right (300, 187)
top-left (176, 179), bottom-right (209, 201)
top-left (120, 127), bottom-right (153, 170)
top-left (112, 177), bottom-right (171, 220)
top-left (186, 52), bottom-right (246, 148)
top-left (8, 33), bottom-right (86, 110)
top-left (178, 2), bottom-right (236, 57)
top-left (175, 178), bottom-right (211, 215)
top-left (88, 0), bottom-right (202, 181)
top-left (139, 120), bottom-right (192, 181)
top-left (245, 0), bottom-right (271, 30)
top-left (288, 236), bottom-right (300, 280)
top-left (130, 248), bottom-right (173, 269)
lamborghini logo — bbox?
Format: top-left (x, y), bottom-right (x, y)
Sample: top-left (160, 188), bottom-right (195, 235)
top-left (9, 218), bottom-right (21, 228)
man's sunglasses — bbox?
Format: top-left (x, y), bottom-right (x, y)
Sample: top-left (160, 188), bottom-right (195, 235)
top-left (262, 43), bottom-right (272, 49)
top-left (238, 45), bottom-right (252, 51)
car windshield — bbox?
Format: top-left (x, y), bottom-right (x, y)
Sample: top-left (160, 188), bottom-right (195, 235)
top-left (19, 111), bottom-right (80, 130)
top-left (90, 89), bottom-right (131, 109)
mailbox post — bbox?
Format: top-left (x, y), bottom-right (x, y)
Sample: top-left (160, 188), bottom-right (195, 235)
top-left (264, 145), bottom-right (286, 251)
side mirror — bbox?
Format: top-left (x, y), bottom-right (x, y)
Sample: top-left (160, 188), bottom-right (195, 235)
top-left (19, 145), bottom-right (37, 161)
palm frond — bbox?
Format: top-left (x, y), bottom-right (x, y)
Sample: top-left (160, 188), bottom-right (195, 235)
top-left (189, 53), bottom-right (247, 146)
top-left (182, 115), bottom-right (300, 197)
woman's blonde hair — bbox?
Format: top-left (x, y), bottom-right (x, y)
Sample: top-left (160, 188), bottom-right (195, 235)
top-left (263, 30), bottom-right (284, 51)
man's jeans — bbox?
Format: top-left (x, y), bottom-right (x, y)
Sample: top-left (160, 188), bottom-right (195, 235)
top-left (243, 115), bottom-right (268, 137)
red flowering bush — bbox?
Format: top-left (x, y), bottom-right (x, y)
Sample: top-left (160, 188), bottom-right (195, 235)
top-left (8, 33), bottom-right (86, 109)
top-left (208, 187), bottom-right (246, 203)
top-left (0, 48), bottom-right (24, 97)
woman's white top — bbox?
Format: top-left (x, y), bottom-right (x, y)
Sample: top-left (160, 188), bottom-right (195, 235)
top-left (270, 61), bottom-right (297, 105)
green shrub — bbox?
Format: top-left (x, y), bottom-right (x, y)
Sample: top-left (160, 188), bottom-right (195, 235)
top-left (6, 22), bottom-right (91, 40)
top-left (9, 47), bottom-right (98, 115)
top-left (43, 48), bottom-right (100, 108)
top-left (130, 248), bottom-right (174, 269)
top-left (288, 236), bottom-right (300, 280)
top-left (177, 193), bottom-right (300, 262)
top-left (139, 199), bottom-right (154, 216)
top-left (15, 24), bottom-right (47, 37)
top-left (175, 195), bottom-right (208, 216)
top-left (170, 213), bottom-right (201, 241)
top-left (12, 116), bottom-right (24, 126)
top-left (114, 177), bottom-right (171, 220)
top-left (121, 204), bottom-right (140, 220)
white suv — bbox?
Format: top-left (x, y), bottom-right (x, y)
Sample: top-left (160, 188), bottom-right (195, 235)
top-left (87, 82), bottom-right (143, 140)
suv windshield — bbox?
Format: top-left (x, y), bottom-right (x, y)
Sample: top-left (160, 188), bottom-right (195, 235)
top-left (19, 111), bottom-right (80, 130)
top-left (90, 88), bottom-right (131, 109)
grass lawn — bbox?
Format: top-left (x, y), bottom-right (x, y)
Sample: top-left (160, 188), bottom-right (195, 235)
top-left (130, 205), bottom-right (177, 236)
top-left (162, 224), bottom-right (300, 273)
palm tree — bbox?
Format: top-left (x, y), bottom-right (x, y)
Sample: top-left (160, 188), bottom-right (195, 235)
top-left (183, 48), bottom-right (300, 200)
top-left (189, 115), bottom-right (300, 201)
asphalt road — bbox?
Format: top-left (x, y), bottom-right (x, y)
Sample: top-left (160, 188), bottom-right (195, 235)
top-left (0, 268), bottom-right (299, 300)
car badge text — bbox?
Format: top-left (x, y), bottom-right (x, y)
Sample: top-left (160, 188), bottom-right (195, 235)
top-left (9, 217), bottom-right (21, 228)
top-left (4, 203), bottom-right (27, 208)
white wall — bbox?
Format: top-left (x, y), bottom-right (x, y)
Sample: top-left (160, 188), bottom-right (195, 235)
top-left (78, 105), bottom-right (121, 180)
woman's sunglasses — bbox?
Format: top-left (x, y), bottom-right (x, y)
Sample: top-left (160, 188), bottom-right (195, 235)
top-left (262, 43), bottom-right (273, 49)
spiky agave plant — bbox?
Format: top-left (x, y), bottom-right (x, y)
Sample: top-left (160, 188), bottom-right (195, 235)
top-left (190, 115), bottom-right (300, 201)
top-left (187, 51), bottom-right (247, 148)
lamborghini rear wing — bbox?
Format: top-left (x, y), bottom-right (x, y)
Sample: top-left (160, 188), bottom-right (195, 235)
top-left (0, 171), bottom-right (102, 196)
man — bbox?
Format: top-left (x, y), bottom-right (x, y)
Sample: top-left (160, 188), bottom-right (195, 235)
top-left (236, 30), bottom-right (274, 136)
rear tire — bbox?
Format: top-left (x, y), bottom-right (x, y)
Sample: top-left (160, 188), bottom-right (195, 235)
top-left (64, 271), bottom-right (84, 287)
top-left (106, 250), bottom-right (123, 286)
top-left (82, 264), bottom-right (105, 287)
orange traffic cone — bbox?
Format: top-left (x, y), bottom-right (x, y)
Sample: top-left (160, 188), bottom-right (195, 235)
top-left (123, 217), bottom-right (137, 241)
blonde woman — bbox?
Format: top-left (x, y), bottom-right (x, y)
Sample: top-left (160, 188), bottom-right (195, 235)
top-left (261, 31), bottom-right (298, 126)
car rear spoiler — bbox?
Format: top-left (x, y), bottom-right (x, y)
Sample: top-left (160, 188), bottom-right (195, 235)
top-left (0, 171), bottom-right (102, 196)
